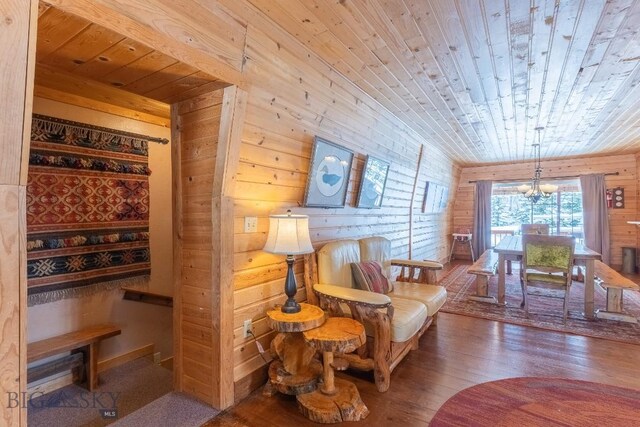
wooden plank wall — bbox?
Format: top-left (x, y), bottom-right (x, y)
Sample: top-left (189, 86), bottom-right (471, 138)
top-left (230, 21), bottom-right (459, 398)
top-left (172, 91), bottom-right (224, 405)
top-left (0, 0), bottom-right (37, 425)
top-left (453, 154), bottom-right (637, 267)
top-left (38, 0), bottom-right (459, 403)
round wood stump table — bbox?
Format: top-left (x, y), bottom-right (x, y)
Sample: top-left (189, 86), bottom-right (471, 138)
top-left (265, 303), bottom-right (326, 396)
top-left (297, 317), bottom-right (369, 423)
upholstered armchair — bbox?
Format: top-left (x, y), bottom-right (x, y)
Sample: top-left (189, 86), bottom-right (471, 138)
top-left (304, 236), bottom-right (447, 392)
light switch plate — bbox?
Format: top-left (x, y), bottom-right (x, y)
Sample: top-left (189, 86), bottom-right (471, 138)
top-left (244, 216), bottom-right (258, 233)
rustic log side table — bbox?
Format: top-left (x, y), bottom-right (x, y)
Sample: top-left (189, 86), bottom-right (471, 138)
top-left (297, 317), bottom-right (369, 423)
top-left (265, 303), bottom-right (326, 396)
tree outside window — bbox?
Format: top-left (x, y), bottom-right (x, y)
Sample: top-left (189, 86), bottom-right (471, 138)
top-left (491, 180), bottom-right (583, 242)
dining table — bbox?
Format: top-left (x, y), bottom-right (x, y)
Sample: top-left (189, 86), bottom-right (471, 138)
top-left (493, 235), bottom-right (602, 318)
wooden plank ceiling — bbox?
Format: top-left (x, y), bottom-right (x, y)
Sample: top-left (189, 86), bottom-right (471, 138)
top-left (247, 0), bottom-right (640, 165)
top-left (35, 4), bottom-right (227, 120)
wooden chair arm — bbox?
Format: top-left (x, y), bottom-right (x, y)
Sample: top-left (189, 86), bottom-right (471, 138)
top-left (391, 259), bottom-right (442, 284)
top-left (390, 259), bottom-right (443, 270)
top-left (313, 284), bottom-right (391, 309)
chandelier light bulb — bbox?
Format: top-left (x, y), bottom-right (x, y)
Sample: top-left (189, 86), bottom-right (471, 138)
top-left (520, 127), bottom-right (556, 203)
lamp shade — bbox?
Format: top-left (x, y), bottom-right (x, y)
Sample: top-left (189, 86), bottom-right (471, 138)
top-left (539, 183), bottom-right (558, 193)
top-left (263, 212), bottom-right (313, 255)
top-left (517, 184), bottom-right (532, 194)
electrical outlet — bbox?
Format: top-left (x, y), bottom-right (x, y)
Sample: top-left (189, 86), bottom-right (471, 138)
top-left (153, 352), bottom-right (161, 364)
top-left (243, 319), bottom-right (253, 338)
top-left (244, 217), bottom-right (258, 233)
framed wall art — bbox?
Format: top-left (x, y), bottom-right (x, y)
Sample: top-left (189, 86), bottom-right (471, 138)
top-left (423, 181), bottom-right (448, 213)
top-left (356, 155), bottom-right (390, 208)
top-left (303, 136), bottom-right (354, 208)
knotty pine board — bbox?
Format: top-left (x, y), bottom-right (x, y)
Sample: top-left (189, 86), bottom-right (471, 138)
top-left (174, 91), bottom-right (223, 405)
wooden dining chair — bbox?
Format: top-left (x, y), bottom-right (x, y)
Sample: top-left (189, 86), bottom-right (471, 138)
top-left (516, 224), bottom-right (551, 295)
top-left (521, 223), bottom-right (550, 235)
top-left (521, 234), bottom-right (575, 323)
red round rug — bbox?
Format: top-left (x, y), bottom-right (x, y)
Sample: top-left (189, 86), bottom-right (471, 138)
top-left (430, 377), bottom-right (640, 426)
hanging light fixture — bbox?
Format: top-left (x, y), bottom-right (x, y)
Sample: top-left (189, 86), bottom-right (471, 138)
top-left (517, 127), bottom-right (558, 203)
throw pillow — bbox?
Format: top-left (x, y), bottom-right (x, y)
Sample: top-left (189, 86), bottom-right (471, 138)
top-left (351, 261), bottom-right (391, 294)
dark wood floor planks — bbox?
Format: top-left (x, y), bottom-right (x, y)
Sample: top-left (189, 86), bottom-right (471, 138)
top-left (203, 311), bottom-right (640, 426)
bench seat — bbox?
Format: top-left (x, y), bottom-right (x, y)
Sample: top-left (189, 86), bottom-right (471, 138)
top-left (594, 261), bottom-right (639, 323)
top-left (28, 324), bottom-right (121, 390)
top-left (467, 250), bottom-right (499, 303)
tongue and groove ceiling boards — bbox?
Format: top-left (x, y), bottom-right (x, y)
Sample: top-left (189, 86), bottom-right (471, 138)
top-left (246, 0), bottom-right (640, 165)
top-left (36, 1), bottom-right (640, 164)
top-left (35, 3), bottom-right (228, 123)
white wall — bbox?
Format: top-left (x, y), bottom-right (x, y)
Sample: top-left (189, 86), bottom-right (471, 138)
top-left (28, 98), bottom-right (173, 361)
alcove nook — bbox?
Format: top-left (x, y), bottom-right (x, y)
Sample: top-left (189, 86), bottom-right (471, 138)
top-left (22, 3), bottom-right (242, 422)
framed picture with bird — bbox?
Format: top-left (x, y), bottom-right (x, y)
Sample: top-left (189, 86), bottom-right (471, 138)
top-left (303, 136), bottom-right (354, 208)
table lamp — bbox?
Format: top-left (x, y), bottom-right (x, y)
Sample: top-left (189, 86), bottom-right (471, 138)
top-left (263, 210), bottom-right (314, 313)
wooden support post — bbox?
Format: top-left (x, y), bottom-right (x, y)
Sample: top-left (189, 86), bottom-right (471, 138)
top-left (408, 145), bottom-right (424, 259)
top-left (88, 343), bottom-right (99, 391)
top-left (0, 1), bottom-right (37, 426)
top-left (607, 288), bottom-right (624, 312)
top-left (477, 276), bottom-right (489, 296)
top-left (173, 86), bottom-right (246, 410)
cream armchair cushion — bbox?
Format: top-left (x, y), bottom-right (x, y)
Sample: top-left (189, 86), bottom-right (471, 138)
top-left (359, 236), bottom-right (392, 278)
top-left (385, 297), bottom-right (428, 342)
top-left (391, 282), bottom-right (447, 317)
top-left (318, 240), bottom-right (360, 289)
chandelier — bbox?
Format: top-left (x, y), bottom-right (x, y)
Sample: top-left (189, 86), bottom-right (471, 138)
top-left (517, 127), bottom-right (558, 203)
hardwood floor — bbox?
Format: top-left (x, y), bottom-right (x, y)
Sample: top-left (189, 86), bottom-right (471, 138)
top-left (204, 312), bottom-right (640, 426)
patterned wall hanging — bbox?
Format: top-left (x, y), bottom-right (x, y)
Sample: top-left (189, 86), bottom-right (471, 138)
top-left (26, 114), bottom-right (158, 305)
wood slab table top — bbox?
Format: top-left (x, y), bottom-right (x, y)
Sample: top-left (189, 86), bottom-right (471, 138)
top-left (267, 303), bottom-right (326, 333)
top-left (493, 235), bottom-right (601, 259)
top-left (303, 317), bottom-right (366, 354)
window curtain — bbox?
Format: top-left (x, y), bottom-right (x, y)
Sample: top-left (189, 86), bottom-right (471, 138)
top-left (580, 174), bottom-right (610, 264)
top-left (473, 180), bottom-right (492, 256)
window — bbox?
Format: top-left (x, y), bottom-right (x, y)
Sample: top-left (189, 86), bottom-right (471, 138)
top-left (490, 180), bottom-right (583, 246)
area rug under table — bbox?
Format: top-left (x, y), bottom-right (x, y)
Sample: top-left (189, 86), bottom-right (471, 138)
top-left (438, 264), bottom-right (640, 344)
top-left (429, 377), bottom-right (640, 426)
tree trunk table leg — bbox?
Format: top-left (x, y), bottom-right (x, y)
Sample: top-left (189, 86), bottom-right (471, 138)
top-left (320, 351), bottom-right (335, 395)
top-left (297, 378), bottom-right (369, 423)
top-left (267, 359), bottom-right (322, 396)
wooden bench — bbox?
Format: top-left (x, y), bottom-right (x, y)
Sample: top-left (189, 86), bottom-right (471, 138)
top-left (467, 250), bottom-right (499, 303)
top-left (594, 261), bottom-right (639, 323)
top-left (27, 324), bottom-right (121, 390)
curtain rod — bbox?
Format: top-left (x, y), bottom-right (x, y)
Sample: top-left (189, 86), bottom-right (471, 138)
top-left (468, 171), bottom-right (619, 184)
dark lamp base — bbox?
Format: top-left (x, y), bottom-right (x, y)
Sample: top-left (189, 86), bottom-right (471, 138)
top-left (281, 299), bottom-right (301, 314)
top-left (281, 254), bottom-right (301, 314)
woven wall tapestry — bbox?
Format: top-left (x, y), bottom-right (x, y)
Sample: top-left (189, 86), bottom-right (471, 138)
top-left (26, 114), bottom-right (153, 305)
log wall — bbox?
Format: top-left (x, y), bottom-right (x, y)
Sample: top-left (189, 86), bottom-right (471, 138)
top-left (453, 154), bottom-right (637, 267)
